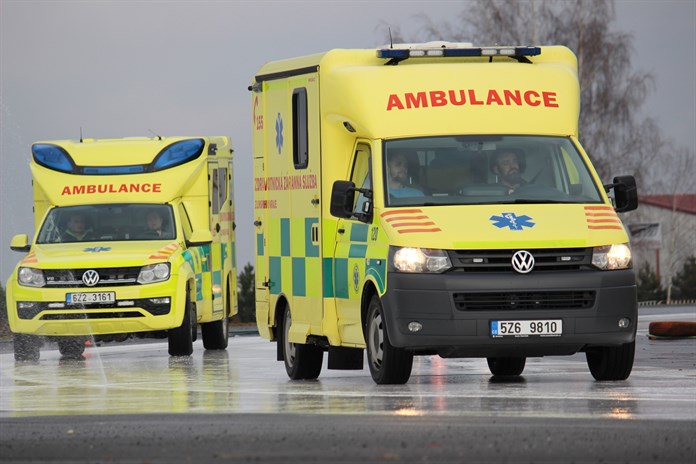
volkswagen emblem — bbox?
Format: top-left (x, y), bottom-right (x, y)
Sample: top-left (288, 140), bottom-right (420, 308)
top-left (511, 250), bottom-right (535, 274)
top-left (82, 269), bottom-right (100, 287)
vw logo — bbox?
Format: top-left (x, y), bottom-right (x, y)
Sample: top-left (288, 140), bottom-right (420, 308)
top-left (511, 250), bottom-right (535, 274)
top-left (81, 270), bottom-right (100, 287)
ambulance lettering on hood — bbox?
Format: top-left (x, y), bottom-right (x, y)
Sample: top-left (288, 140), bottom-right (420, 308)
top-left (387, 89), bottom-right (559, 111)
top-left (61, 183), bottom-right (162, 196)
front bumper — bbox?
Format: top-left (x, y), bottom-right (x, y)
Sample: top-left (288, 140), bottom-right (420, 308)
top-left (380, 269), bottom-right (637, 357)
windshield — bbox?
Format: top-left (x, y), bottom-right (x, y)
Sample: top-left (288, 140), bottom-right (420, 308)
top-left (383, 136), bottom-right (603, 207)
top-left (36, 204), bottom-right (176, 244)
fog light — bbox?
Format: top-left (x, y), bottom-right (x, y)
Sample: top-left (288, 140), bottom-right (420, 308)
top-left (618, 318), bottom-right (631, 329)
top-left (117, 301), bottom-right (135, 307)
top-left (149, 297), bottom-right (171, 305)
top-left (408, 321), bottom-right (423, 333)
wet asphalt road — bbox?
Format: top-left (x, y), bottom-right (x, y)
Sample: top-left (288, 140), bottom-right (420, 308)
top-left (0, 305), bottom-right (694, 463)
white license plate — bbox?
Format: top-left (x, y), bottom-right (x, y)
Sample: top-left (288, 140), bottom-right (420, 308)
top-left (491, 319), bottom-right (562, 338)
top-left (66, 292), bottom-right (115, 304)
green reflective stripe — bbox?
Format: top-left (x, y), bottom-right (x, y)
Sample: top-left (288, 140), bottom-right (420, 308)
top-left (292, 257), bottom-right (306, 296)
top-left (366, 259), bottom-right (387, 294)
top-left (305, 217), bottom-right (319, 257)
top-left (349, 244), bottom-right (367, 258)
top-left (281, 218), bottom-right (290, 256)
top-left (256, 232), bottom-right (264, 256)
top-left (269, 256), bottom-right (282, 295)
top-left (350, 223), bottom-right (369, 242)
top-left (183, 249), bottom-right (203, 300)
top-left (322, 257), bottom-right (334, 298)
top-left (334, 258), bottom-right (349, 299)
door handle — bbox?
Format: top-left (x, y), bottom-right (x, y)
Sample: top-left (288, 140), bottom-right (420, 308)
top-left (254, 220), bottom-right (262, 227)
top-left (215, 223), bottom-right (221, 233)
top-left (337, 228), bottom-right (345, 234)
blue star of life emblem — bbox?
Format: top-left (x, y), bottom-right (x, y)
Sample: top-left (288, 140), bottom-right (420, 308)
top-left (489, 212), bottom-right (535, 231)
top-left (84, 246), bottom-right (112, 253)
top-left (275, 113), bottom-right (284, 154)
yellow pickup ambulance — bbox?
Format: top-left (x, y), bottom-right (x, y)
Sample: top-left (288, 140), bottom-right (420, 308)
top-left (6, 136), bottom-right (237, 360)
top-left (251, 43), bottom-right (638, 384)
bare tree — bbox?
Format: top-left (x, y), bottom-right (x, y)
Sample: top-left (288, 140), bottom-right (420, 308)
top-left (383, 0), bottom-right (662, 187)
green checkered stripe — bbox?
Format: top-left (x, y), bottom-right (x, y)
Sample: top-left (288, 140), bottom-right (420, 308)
top-left (258, 220), bottom-right (386, 299)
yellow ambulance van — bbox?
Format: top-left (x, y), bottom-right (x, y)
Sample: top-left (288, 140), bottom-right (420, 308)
top-left (250, 43), bottom-right (639, 384)
top-left (6, 136), bottom-right (237, 360)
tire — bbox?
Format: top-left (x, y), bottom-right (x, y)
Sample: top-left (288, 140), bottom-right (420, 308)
top-left (14, 334), bottom-right (40, 362)
top-left (365, 295), bottom-right (413, 385)
top-left (58, 337), bottom-right (86, 359)
top-left (487, 357), bottom-right (526, 376)
top-left (202, 288), bottom-right (230, 350)
top-left (280, 304), bottom-right (322, 380)
top-left (168, 290), bottom-right (195, 356)
top-left (586, 340), bottom-right (635, 381)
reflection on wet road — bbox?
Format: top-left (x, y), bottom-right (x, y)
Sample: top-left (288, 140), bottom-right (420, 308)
top-left (1, 308), bottom-right (694, 421)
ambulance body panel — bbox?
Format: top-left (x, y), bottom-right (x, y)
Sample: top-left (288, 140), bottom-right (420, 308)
top-left (251, 44), bottom-right (638, 384)
top-left (6, 136), bottom-right (237, 359)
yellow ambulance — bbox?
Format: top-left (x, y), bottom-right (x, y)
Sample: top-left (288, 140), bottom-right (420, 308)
top-left (6, 136), bottom-right (237, 360)
top-left (251, 43), bottom-right (638, 384)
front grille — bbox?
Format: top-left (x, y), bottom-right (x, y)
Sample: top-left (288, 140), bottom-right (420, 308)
top-left (448, 248), bottom-right (592, 273)
top-left (43, 267), bottom-right (141, 287)
top-left (453, 290), bottom-right (596, 311)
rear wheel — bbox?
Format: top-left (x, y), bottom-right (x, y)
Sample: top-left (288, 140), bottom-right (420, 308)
top-left (14, 334), bottom-right (41, 362)
top-left (487, 357), bottom-right (526, 376)
top-left (366, 295), bottom-right (413, 385)
top-left (280, 304), bottom-right (322, 380)
top-left (168, 290), bottom-right (195, 356)
top-left (586, 341), bottom-right (635, 381)
top-left (202, 288), bottom-right (230, 350)
top-left (57, 337), bottom-right (86, 359)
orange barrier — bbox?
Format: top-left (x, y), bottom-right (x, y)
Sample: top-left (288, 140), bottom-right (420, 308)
top-left (648, 321), bottom-right (696, 339)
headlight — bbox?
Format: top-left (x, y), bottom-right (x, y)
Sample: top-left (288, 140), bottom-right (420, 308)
top-left (392, 247), bottom-right (452, 273)
top-left (17, 267), bottom-right (46, 287)
top-left (137, 263), bottom-right (171, 284)
top-left (592, 243), bottom-right (632, 270)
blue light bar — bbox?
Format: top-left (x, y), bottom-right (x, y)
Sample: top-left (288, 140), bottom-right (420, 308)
top-left (83, 165), bottom-right (146, 175)
top-left (32, 144), bottom-right (75, 173)
top-left (377, 45), bottom-right (541, 60)
top-left (152, 139), bottom-right (205, 171)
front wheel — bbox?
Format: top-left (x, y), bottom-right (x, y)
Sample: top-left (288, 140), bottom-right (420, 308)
top-left (586, 341), bottom-right (635, 381)
top-left (168, 290), bottom-right (195, 356)
top-left (487, 357), bottom-right (526, 376)
top-left (58, 337), bottom-right (86, 359)
top-left (365, 295), bottom-right (413, 385)
top-left (14, 334), bottom-right (41, 362)
top-left (280, 304), bottom-right (322, 380)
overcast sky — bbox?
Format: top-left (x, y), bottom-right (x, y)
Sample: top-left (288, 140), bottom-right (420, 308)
top-left (1, 0), bottom-right (694, 283)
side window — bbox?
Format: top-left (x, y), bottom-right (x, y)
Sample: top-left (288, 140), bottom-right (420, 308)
top-left (292, 88), bottom-right (308, 169)
top-left (212, 169), bottom-right (220, 214)
top-left (350, 144), bottom-right (372, 215)
top-left (178, 204), bottom-right (193, 238)
top-left (218, 167), bottom-right (228, 208)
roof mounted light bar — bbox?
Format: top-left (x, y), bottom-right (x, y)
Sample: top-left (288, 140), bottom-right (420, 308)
top-left (377, 45), bottom-right (541, 65)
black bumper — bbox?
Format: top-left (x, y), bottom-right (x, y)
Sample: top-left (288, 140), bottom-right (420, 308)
top-left (380, 269), bottom-right (637, 358)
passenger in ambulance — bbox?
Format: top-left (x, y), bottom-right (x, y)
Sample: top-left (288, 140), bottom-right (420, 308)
top-left (387, 152), bottom-right (424, 198)
top-left (144, 210), bottom-right (167, 238)
top-left (61, 212), bottom-right (94, 242)
top-left (491, 149), bottom-right (527, 194)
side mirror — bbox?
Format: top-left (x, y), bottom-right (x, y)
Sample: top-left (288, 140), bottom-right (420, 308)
top-left (10, 234), bottom-right (31, 253)
top-left (608, 175), bottom-right (638, 213)
top-left (330, 180), bottom-right (356, 219)
top-left (186, 229), bottom-right (213, 247)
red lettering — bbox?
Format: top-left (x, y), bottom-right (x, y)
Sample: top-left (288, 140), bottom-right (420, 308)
top-left (97, 185), bottom-right (108, 193)
top-left (524, 90), bottom-right (541, 106)
top-left (486, 89), bottom-right (503, 105)
top-left (119, 184), bottom-right (129, 192)
top-left (543, 91), bottom-right (558, 107)
top-left (153, 183), bottom-right (161, 193)
top-left (504, 90), bottom-right (522, 105)
top-left (386, 94), bottom-right (404, 111)
top-left (429, 90), bottom-right (447, 107)
top-left (142, 184), bottom-right (151, 193)
top-left (405, 92), bottom-right (428, 109)
top-left (448, 90), bottom-right (466, 105)
top-left (468, 89), bottom-right (483, 105)
top-left (87, 185), bottom-right (96, 194)
top-left (74, 185), bottom-right (85, 195)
